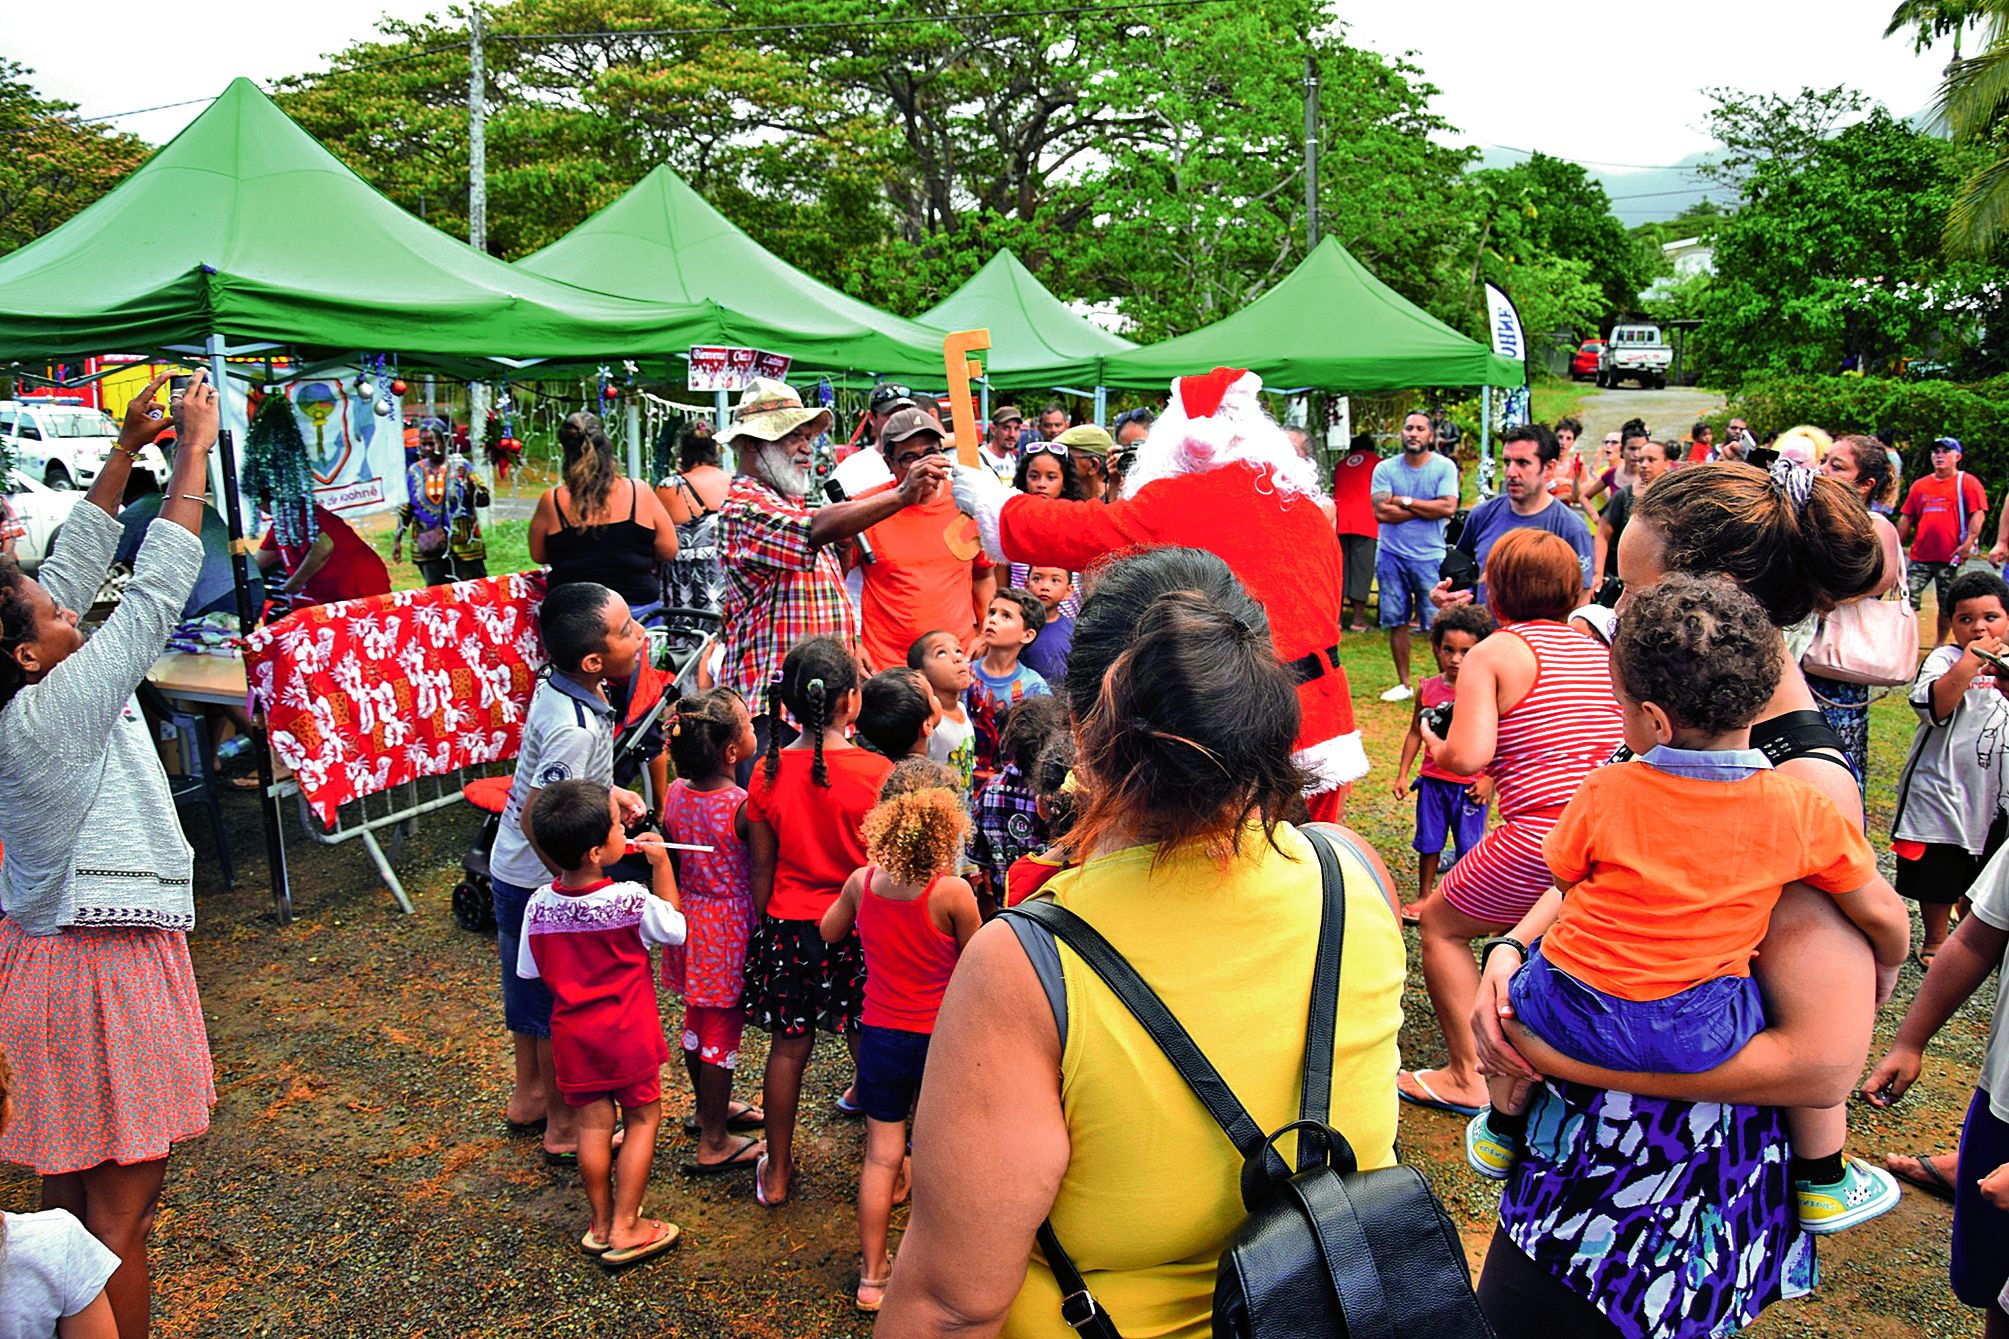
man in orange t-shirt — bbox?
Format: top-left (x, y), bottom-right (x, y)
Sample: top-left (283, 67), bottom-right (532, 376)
top-left (855, 409), bottom-right (994, 670)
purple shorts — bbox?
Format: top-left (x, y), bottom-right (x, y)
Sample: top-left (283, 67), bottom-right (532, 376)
top-left (1509, 949), bottom-right (1767, 1074)
top-left (1413, 775), bottom-right (1487, 861)
top-left (1954, 1087), bottom-right (2009, 1309)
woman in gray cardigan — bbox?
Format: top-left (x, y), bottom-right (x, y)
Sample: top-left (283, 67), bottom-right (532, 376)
top-left (0, 371), bottom-right (220, 1339)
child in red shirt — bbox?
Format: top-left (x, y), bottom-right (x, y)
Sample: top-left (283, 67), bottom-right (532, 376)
top-left (821, 760), bottom-right (981, 1311)
top-left (518, 780), bottom-right (686, 1269)
top-left (1467, 577), bottom-right (1911, 1234)
top-left (742, 635), bottom-right (893, 1208)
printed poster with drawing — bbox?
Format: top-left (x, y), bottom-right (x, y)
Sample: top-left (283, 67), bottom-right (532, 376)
top-left (218, 369), bottom-right (408, 527)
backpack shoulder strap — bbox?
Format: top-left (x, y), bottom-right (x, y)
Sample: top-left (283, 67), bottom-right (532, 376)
top-left (1295, 827), bottom-right (1347, 1164)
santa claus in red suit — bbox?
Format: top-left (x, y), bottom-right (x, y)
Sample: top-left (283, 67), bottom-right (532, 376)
top-left (951, 366), bottom-right (1366, 817)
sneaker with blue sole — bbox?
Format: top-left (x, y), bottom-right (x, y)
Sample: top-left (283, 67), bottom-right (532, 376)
top-left (1464, 1111), bottom-right (1518, 1181)
top-left (1796, 1156), bottom-right (1900, 1234)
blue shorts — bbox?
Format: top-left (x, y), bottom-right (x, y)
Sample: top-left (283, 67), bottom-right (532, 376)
top-left (1376, 551), bottom-right (1441, 630)
top-left (855, 1023), bottom-right (932, 1123)
top-left (493, 876), bottom-right (554, 1039)
top-left (1413, 775), bottom-right (1487, 861)
top-left (1954, 1087), bottom-right (2009, 1308)
top-left (1508, 949), bottom-right (1766, 1074)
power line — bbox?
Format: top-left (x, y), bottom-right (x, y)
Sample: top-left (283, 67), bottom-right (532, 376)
top-left (486, 0), bottom-right (1237, 43)
top-left (1608, 187), bottom-right (1722, 201)
top-left (1476, 141), bottom-right (1715, 173)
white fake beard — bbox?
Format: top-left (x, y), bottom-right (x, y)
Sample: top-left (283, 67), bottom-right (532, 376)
top-left (754, 441), bottom-right (812, 499)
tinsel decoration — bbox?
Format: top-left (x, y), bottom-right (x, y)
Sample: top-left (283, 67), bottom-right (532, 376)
top-left (243, 389), bottom-right (320, 547)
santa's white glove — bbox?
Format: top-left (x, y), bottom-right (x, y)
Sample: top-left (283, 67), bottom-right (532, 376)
top-left (951, 464), bottom-right (1011, 564)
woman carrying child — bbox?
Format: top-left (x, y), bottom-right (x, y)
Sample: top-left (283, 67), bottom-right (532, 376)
top-left (660, 688), bottom-right (766, 1173)
top-left (821, 759), bottom-right (982, 1312)
top-left (742, 636), bottom-right (894, 1206)
top-left (1470, 461), bottom-right (1900, 1338)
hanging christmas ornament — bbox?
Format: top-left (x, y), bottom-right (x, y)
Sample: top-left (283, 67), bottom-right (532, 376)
top-left (355, 375), bottom-right (375, 396)
top-left (390, 378), bottom-right (407, 397)
top-left (375, 395), bottom-right (395, 417)
top-left (602, 384), bottom-right (619, 400)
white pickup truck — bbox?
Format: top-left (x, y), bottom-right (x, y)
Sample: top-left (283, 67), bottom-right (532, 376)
top-left (0, 399), bottom-right (169, 490)
top-left (1597, 324), bottom-right (1672, 390)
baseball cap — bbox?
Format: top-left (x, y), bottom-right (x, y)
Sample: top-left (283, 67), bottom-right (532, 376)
top-left (869, 383), bottom-right (916, 412)
top-left (881, 407), bottom-right (946, 447)
top-left (990, 404), bottom-right (1023, 426)
top-left (1933, 436), bottom-right (1963, 454)
top-left (1055, 424), bottom-right (1114, 458)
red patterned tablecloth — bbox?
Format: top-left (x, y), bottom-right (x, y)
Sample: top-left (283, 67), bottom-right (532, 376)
top-left (244, 572), bottom-right (549, 824)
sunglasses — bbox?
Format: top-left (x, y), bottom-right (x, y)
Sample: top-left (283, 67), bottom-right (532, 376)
top-left (870, 384), bottom-right (914, 406)
top-left (1019, 440), bottom-right (1068, 458)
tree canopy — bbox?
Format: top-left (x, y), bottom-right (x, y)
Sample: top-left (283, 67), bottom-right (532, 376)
top-left (0, 60), bottom-right (149, 255)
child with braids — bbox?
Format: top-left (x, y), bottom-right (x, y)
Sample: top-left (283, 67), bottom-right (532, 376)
top-left (820, 760), bottom-right (981, 1312)
top-left (741, 635), bottom-right (893, 1207)
top-left (659, 687), bottom-right (766, 1175)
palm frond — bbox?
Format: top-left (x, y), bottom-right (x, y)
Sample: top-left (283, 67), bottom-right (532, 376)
top-left (1944, 150), bottom-right (2009, 255)
top-left (1941, 45), bottom-right (2009, 139)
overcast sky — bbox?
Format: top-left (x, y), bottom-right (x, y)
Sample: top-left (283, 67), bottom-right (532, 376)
top-left (7, 0), bottom-right (1958, 173)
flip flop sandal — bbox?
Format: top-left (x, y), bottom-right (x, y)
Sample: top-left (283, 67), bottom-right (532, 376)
top-left (1396, 1069), bottom-right (1484, 1118)
top-left (1891, 1153), bottom-right (1957, 1201)
top-left (683, 1134), bottom-right (764, 1176)
top-left (543, 1148), bottom-right (578, 1167)
top-left (1399, 902), bottom-right (1426, 927)
top-left (579, 1226), bottom-right (611, 1256)
top-left (856, 1272), bottom-right (893, 1313)
top-left (835, 1090), bottom-right (866, 1118)
top-left (599, 1220), bottom-right (681, 1270)
top-left (682, 1102), bottom-right (765, 1135)
top-left (754, 1154), bottom-right (788, 1208)
top-left (505, 1115), bottom-right (548, 1135)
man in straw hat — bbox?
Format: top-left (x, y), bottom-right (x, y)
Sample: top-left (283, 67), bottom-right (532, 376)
top-left (953, 367), bottom-right (1364, 819)
top-left (717, 379), bottom-right (950, 774)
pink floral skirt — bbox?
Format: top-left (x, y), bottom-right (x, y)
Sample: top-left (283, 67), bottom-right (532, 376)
top-left (0, 919), bottom-right (215, 1175)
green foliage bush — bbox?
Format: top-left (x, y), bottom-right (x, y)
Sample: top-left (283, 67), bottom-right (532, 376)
top-left (1723, 374), bottom-right (2009, 481)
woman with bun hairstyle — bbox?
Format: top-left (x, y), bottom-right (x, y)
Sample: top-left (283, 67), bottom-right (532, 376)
top-left (530, 411), bottom-right (679, 618)
top-left (876, 546), bottom-right (1405, 1338)
top-left (741, 635), bottom-right (892, 1207)
top-left (1470, 461), bottom-right (1892, 1338)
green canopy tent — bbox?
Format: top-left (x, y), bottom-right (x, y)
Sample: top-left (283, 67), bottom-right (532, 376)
top-left (1097, 236), bottom-right (1524, 394)
top-left (0, 79), bottom-right (732, 368)
top-left (518, 165), bottom-right (952, 386)
top-left (917, 250), bottom-right (1135, 416)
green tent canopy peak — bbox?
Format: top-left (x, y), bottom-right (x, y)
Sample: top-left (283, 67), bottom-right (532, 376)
top-left (1097, 235), bottom-right (1524, 395)
top-left (517, 165), bottom-right (952, 380)
top-left (917, 249), bottom-right (1135, 386)
top-left (0, 78), bottom-right (729, 365)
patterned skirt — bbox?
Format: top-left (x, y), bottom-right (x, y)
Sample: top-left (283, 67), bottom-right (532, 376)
top-left (1805, 673), bottom-right (1870, 807)
top-left (741, 914), bottom-right (866, 1040)
top-left (662, 890), bottom-right (756, 1010)
top-left (0, 919), bottom-right (215, 1175)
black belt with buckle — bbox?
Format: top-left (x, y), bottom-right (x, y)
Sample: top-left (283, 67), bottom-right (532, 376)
top-left (1288, 644), bottom-right (1341, 684)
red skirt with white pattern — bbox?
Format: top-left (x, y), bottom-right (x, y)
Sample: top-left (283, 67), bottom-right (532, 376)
top-left (0, 919), bottom-right (215, 1174)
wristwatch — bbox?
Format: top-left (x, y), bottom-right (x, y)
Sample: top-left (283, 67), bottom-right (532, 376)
top-left (1478, 935), bottom-right (1528, 970)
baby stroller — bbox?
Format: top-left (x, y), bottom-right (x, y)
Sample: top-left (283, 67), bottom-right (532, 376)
top-left (450, 606), bottom-right (723, 932)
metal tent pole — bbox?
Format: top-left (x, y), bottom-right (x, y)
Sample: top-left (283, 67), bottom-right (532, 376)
top-left (208, 333), bottom-right (293, 924)
top-left (1094, 386), bottom-right (1107, 427)
top-left (625, 396), bottom-right (643, 480)
top-left (1480, 384), bottom-right (1492, 493)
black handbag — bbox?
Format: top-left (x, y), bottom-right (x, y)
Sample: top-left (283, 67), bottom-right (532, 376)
top-left (1002, 829), bottom-right (1494, 1339)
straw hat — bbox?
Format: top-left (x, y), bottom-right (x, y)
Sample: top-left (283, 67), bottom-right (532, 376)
top-left (717, 377), bottom-right (834, 445)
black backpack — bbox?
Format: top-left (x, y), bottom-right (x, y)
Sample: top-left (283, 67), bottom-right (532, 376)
top-left (1001, 829), bottom-right (1495, 1339)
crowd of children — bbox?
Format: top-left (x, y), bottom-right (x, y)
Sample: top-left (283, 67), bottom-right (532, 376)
top-left (490, 574), bottom-right (1076, 1298)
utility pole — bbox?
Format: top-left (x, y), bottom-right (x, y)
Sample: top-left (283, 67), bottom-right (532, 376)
top-left (468, 4), bottom-right (487, 254)
top-left (1303, 50), bottom-right (1320, 253)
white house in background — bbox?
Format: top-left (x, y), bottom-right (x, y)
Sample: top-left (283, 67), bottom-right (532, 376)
top-left (1644, 235), bottom-right (1715, 300)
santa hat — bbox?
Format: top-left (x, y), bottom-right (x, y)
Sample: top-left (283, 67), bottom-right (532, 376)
top-left (1123, 367), bottom-right (1321, 500)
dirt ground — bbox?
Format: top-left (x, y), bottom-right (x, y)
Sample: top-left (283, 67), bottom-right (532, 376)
top-left (11, 617), bottom-right (1993, 1337)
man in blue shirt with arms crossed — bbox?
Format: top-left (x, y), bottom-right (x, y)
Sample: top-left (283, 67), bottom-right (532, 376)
top-left (1372, 410), bottom-right (1462, 702)
top-left (1433, 422), bottom-right (1594, 614)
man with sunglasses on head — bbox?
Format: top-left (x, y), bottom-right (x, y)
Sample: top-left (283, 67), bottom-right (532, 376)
top-left (855, 408), bottom-right (996, 670)
top-left (857, 382), bottom-right (917, 455)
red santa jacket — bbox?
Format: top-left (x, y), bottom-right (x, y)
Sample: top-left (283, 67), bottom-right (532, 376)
top-left (997, 464), bottom-right (1356, 755)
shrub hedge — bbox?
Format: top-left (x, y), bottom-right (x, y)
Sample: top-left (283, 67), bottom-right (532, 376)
top-left (1721, 374), bottom-right (2009, 482)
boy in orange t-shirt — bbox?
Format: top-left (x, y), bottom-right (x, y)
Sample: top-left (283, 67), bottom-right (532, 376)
top-left (1466, 575), bottom-right (1912, 1234)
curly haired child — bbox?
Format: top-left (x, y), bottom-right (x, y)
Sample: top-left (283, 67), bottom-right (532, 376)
top-left (821, 759), bottom-right (981, 1311)
top-left (660, 687), bottom-right (765, 1174)
top-left (742, 635), bottom-right (892, 1207)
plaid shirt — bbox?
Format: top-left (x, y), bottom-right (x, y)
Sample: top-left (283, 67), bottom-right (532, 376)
top-left (719, 474), bottom-right (859, 716)
top-left (970, 762), bottom-right (1044, 895)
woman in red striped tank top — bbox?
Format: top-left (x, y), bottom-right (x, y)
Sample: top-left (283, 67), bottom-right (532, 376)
top-left (821, 759), bottom-right (982, 1314)
top-left (1398, 529), bottom-right (1623, 1116)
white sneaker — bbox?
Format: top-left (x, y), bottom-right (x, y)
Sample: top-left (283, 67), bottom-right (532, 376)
top-left (1379, 683), bottom-right (1413, 703)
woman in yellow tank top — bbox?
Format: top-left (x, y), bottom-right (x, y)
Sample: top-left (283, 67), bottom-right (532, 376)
top-left (877, 546), bottom-right (1406, 1338)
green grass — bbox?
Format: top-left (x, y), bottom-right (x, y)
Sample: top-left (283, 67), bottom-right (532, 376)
top-left (353, 513), bottom-right (533, 592)
top-left (1529, 379), bottom-right (1595, 425)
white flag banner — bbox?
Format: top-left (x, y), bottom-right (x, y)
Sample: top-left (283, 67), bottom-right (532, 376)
top-left (1483, 283), bottom-right (1527, 364)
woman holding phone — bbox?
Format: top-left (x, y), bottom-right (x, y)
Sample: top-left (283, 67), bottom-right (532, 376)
top-left (0, 371), bottom-right (222, 1339)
